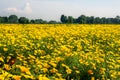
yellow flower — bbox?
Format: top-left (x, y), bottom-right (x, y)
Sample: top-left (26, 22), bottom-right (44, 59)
top-left (0, 70), bottom-right (12, 79)
top-left (50, 68), bottom-right (58, 73)
top-left (56, 73), bottom-right (62, 77)
top-left (19, 66), bottom-right (30, 73)
top-left (43, 63), bottom-right (50, 68)
top-left (66, 69), bottom-right (72, 74)
top-left (49, 61), bottom-right (57, 67)
top-left (100, 68), bottom-right (106, 74)
top-left (117, 71), bottom-right (120, 76)
top-left (75, 70), bottom-right (80, 74)
top-left (91, 77), bottom-right (95, 80)
top-left (61, 63), bottom-right (67, 67)
top-left (4, 64), bottom-right (11, 71)
top-left (38, 75), bottom-right (49, 80)
top-left (0, 57), bottom-right (4, 62)
top-left (65, 53), bottom-right (71, 57)
top-left (56, 57), bottom-right (64, 62)
top-left (3, 48), bottom-right (8, 52)
top-left (12, 75), bottom-right (21, 80)
top-left (26, 71), bottom-right (31, 75)
top-left (21, 73), bottom-right (34, 79)
top-left (88, 70), bottom-right (93, 75)
top-left (42, 68), bottom-right (48, 73)
top-left (0, 74), bottom-right (4, 80)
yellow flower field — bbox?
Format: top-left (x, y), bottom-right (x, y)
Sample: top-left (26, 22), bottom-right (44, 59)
top-left (0, 24), bottom-right (120, 80)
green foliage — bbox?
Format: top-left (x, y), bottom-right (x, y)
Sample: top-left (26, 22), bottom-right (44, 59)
top-left (0, 14), bottom-right (120, 24)
top-left (60, 14), bottom-right (68, 23)
top-left (18, 17), bottom-right (29, 24)
top-left (8, 15), bottom-right (18, 23)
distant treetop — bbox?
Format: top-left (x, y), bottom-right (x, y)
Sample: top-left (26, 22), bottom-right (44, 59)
top-left (0, 14), bottom-right (120, 24)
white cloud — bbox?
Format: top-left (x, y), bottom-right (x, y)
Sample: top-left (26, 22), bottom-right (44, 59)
top-left (23, 2), bottom-right (32, 14)
top-left (6, 7), bottom-right (18, 12)
top-left (5, 2), bottom-right (32, 14)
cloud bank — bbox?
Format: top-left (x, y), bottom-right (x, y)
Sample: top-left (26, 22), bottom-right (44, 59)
top-left (5, 2), bottom-right (32, 14)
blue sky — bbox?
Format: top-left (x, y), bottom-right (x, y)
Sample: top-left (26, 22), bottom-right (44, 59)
top-left (0, 0), bottom-right (120, 21)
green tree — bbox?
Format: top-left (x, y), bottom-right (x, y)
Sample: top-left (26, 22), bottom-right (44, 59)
top-left (48, 20), bottom-right (58, 24)
top-left (67, 16), bottom-right (74, 23)
top-left (76, 15), bottom-right (86, 24)
top-left (33, 19), bottom-right (48, 24)
top-left (94, 17), bottom-right (100, 24)
top-left (106, 18), bottom-right (112, 24)
top-left (8, 15), bottom-right (18, 23)
top-left (88, 16), bottom-right (94, 24)
top-left (60, 15), bottom-right (68, 23)
top-left (34, 19), bottom-right (42, 24)
top-left (115, 16), bottom-right (120, 24)
top-left (30, 20), bottom-right (35, 23)
top-left (18, 17), bottom-right (29, 24)
top-left (1, 16), bottom-right (8, 23)
top-left (0, 16), bottom-right (1, 23)
top-left (80, 15), bottom-right (86, 24)
top-left (101, 17), bottom-right (107, 24)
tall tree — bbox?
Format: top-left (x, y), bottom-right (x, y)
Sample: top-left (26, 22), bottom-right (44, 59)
top-left (80, 15), bottom-right (86, 24)
top-left (94, 17), bottom-right (101, 24)
top-left (30, 20), bottom-right (35, 23)
top-left (1, 16), bottom-right (8, 23)
top-left (60, 15), bottom-right (68, 23)
top-left (18, 17), bottom-right (29, 24)
top-left (101, 17), bottom-right (106, 24)
top-left (77, 15), bottom-right (86, 24)
top-left (0, 16), bottom-right (1, 23)
top-left (115, 16), bottom-right (120, 24)
top-left (67, 16), bottom-right (74, 23)
top-left (76, 17), bottom-right (81, 23)
top-left (106, 18), bottom-right (112, 24)
top-left (48, 20), bottom-right (58, 24)
top-left (89, 16), bottom-right (94, 24)
top-left (8, 15), bottom-right (18, 23)
top-left (34, 19), bottom-right (44, 24)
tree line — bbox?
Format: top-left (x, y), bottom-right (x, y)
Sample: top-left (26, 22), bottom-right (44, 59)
top-left (0, 14), bottom-right (120, 24)
top-left (61, 15), bottom-right (120, 24)
top-left (0, 15), bottom-right (60, 24)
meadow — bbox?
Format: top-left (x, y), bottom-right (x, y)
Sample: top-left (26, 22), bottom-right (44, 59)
top-left (0, 24), bottom-right (120, 80)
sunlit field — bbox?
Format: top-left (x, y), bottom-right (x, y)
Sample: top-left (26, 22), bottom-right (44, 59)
top-left (0, 24), bottom-right (120, 80)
